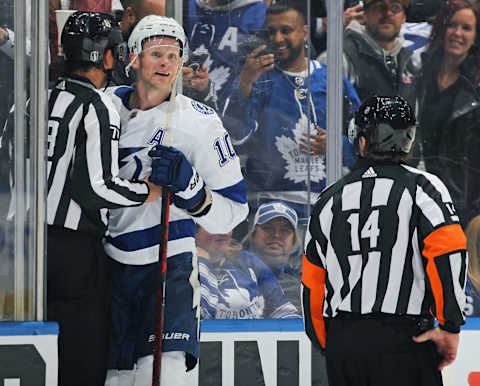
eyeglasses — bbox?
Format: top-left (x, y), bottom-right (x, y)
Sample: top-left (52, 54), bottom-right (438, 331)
top-left (369, 2), bottom-right (405, 14)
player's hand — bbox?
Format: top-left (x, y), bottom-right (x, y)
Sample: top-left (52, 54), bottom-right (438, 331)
top-left (148, 145), bottom-right (206, 210)
top-left (143, 175), bottom-right (163, 203)
top-left (299, 127), bottom-right (327, 155)
top-left (238, 45), bottom-right (274, 98)
top-left (412, 327), bottom-right (460, 371)
top-left (182, 64), bottom-right (209, 92)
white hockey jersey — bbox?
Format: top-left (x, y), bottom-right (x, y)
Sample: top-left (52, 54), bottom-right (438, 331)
top-left (104, 86), bottom-right (248, 265)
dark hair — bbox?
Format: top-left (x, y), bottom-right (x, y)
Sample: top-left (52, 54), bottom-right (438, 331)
top-left (64, 60), bottom-right (103, 75)
top-left (361, 146), bottom-right (414, 163)
top-left (266, 0), bottom-right (307, 24)
top-left (428, 0), bottom-right (480, 59)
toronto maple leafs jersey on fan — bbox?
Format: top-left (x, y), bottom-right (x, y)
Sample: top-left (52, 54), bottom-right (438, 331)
top-left (187, 0), bottom-right (268, 110)
top-left (104, 86), bottom-right (248, 265)
top-left (223, 60), bottom-right (361, 206)
top-left (199, 251), bottom-right (300, 319)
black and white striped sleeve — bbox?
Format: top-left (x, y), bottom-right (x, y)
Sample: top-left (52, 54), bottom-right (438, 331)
top-left (70, 91), bottom-right (149, 210)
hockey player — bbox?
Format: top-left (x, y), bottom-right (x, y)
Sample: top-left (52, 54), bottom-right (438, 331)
top-left (0, 11), bottom-right (163, 386)
top-left (303, 96), bottom-right (467, 386)
top-left (103, 15), bottom-right (248, 386)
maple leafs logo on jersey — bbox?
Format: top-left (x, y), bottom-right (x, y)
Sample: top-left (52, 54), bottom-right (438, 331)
top-left (275, 114), bottom-right (326, 184)
top-left (210, 66), bottom-right (230, 95)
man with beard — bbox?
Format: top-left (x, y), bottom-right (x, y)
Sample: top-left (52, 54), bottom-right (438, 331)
top-left (320, 0), bottom-right (418, 107)
top-left (222, 0), bottom-right (360, 223)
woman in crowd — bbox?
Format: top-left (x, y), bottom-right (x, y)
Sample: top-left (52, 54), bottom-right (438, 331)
top-left (196, 226), bottom-right (299, 320)
top-left (418, 0), bottom-right (480, 226)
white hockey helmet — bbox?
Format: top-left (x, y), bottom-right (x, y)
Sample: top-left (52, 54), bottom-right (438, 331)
top-left (128, 15), bottom-right (188, 62)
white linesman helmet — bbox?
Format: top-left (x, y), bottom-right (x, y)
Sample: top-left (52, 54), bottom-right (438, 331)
top-left (128, 15), bottom-right (188, 62)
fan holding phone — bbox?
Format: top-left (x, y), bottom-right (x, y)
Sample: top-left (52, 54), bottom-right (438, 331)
top-left (182, 50), bottom-right (218, 110)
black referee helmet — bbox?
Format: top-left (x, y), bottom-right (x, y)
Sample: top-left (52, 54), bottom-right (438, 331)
top-left (61, 11), bottom-right (124, 65)
top-left (349, 96), bottom-right (416, 155)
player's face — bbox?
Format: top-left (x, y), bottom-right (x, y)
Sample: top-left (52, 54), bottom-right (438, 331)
top-left (252, 218), bottom-right (295, 265)
top-left (443, 8), bottom-right (477, 61)
top-left (365, 0), bottom-right (406, 43)
top-left (266, 9), bottom-right (308, 69)
top-left (133, 37), bottom-right (181, 92)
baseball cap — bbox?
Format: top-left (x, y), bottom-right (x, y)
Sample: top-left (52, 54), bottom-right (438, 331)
top-left (253, 202), bottom-right (298, 230)
top-left (364, 0), bottom-right (410, 9)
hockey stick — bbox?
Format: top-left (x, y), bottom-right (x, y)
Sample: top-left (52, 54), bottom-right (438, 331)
top-left (152, 188), bottom-right (171, 386)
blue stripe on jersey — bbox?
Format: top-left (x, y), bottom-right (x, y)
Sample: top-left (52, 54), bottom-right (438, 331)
top-left (119, 147), bottom-right (146, 169)
top-left (107, 219), bottom-right (196, 252)
top-left (114, 86), bottom-right (135, 108)
top-left (214, 180), bottom-right (247, 204)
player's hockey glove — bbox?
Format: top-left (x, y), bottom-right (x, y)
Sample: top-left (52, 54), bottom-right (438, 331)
top-left (149, 145), bottom-right (210, 214)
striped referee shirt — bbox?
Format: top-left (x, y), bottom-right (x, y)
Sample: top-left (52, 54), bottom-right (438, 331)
top-left (44, 75), bottom-right (148, 236)
top-left (302, 158), bottom-right (467, 349)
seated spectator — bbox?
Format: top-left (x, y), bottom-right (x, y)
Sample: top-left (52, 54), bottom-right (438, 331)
top-left (222, 0), bottom-right (360, 221)
top-left (465, 215), bottom-right (480, 317)
top-left (197, 226), bottom-right (300, 319)
top-left (186, 0), bottom-right (269, 110)
top-left (242, 201), bottom-right (302, 311)
top-left (418, 0), bottom-right (480, 226)
top-left (319, 0), bottom-right (418, 108)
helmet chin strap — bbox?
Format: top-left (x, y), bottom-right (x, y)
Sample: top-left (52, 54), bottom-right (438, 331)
top-left (165, 62), bottom-right (182, 131)
top-left (102, 67), bottom-right (114, 91)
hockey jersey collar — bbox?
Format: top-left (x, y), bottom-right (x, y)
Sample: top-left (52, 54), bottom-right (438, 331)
top-left (114, 86), bottom-right (173, 110)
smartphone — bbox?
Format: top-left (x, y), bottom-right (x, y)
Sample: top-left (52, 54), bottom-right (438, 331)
top-left (244, 29), bottom-right (274, 57)
top-left (186, 52), bottom-right (209, 71)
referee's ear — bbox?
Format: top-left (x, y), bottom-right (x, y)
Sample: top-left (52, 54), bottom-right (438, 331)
top-left (359, 136), bottom-right (367, 156)
top-left (104, 49), bottom-right (115, 71)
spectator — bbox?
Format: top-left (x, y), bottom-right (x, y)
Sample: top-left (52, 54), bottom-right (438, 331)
top-left (242, 201), bottom-right (302, 311)
top-left (186, 0), bottom-right (269, 110)
top-left (119, 0), bottom-right (165, 37)
top-left (465, 215), bottom-right (480, 317)
top-left (418, 0), bottom-right (480, 226)
top-left (312, 2), bottom-right (365, 56)
top-left (223, 0), bottom-right (360, 221)
top-left (320, 0), bottom-right (418, 108)
top-left (103, 15), bottom-right (248, 385)
top-left (115, 0), bottom-right (217, 108)
top-left (197, 226), bottom-right (300, 319)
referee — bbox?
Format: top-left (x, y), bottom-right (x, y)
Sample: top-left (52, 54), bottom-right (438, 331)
top-left (303, 96), bottom-right (467, 386)
top-left (31, 12), bottom-right (160, 386)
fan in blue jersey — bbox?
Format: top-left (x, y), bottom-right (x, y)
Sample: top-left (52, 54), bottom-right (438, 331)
top-left (103, 15), bottom-right (248, 386)
top-left (242, 201), bottom-right (302, 311)
top-left (222, 0), bottom-right (361, 221)
top-left (186, 0), bottom-right (269, 110)
top-left (196, 226), bottom-right (300, 319)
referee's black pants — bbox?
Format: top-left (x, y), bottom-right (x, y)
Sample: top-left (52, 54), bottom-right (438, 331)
top-left (47, 226), bottom-right (111, 386)
top-left (325, 313), bottom-right (443, 386)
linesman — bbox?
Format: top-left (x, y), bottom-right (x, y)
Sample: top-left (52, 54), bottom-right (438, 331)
top-left (302, 96), bottom-right (467, 386)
